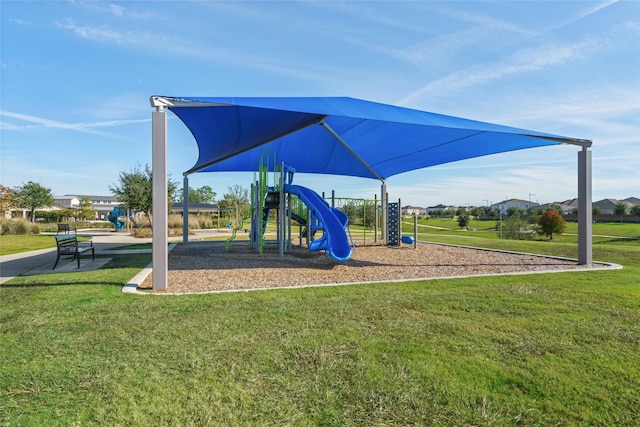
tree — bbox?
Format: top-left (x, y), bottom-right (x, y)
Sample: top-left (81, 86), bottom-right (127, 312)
top-left (470, 206), bottom-right (484, 219)
top-left (219, 184), bottom-right (250, 225)
top-left (498, 212), bottom-right (534, 240)
top-left (11, 181), bottom-right (54, 222)
top-left (180, 185), bottom-right (217, 204)
top-left (548, 204), bottom-right (564, 215)
top-left (526, 206), bottom-right (540, 217)
top-left (507, 206), bottom-right (524, 217)
top-left (109, 164), bottom-right (177, 229)
top-left (537, 209), bottom-right (566, 240)
top-left (630, 204), bottom-right (640, 216)
top-left (613, 201), bottom-right (628, 222)
top-left (592, 206), bottom-right (601, 222)
top-left (341, 201), bottom-right (361, 224)
top-left (0, 185), bottom-right (15, 217)
top-left (363, 200), bottom-right (377, 228)
top-left (457, 214), bottom-right (470, 228)
top-left (77, 197), bottom-right (96, 220)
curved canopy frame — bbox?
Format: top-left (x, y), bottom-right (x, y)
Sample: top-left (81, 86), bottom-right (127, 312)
top-left (155, 96), bottom-right (590, 182)
top-left (149, 95), bottom-right (593, 290)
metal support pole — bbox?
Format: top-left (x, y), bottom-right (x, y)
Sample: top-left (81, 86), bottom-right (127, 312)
top-left (381, 182), bottom-right (387, 244)
top-left (374, 194), bottom-right (378, 243)
top-left (287, 192), bottom-right (292, 253)
top-left (151, 108), bottom-right (168, 290)
top-left (279, 161), bottom-right (285, 256)
top-left (398, 198), bottom-right (402, 247)
top-left (250, 182), bottom-right (256, 248)
top-left (319, 121), bottom-right (384, 182)
top-left (578, 147), bottom-right (593, 264)
top-left (413, 212), bottom-right (417, 249)
top-left (182, 175), bottom-right (189, 244)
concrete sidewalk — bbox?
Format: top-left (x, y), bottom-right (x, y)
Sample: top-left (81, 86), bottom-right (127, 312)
top-left (0, 231), bottom-right (151, 284)
top-left (0, 229), bottom-right (228, 285)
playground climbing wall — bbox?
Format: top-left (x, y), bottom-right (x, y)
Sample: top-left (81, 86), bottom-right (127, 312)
top-left (387, 201), bottom-right (400, 246)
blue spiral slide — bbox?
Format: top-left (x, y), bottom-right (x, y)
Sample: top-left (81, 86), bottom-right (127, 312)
top-left (283, 184), bottom-right (352, 262)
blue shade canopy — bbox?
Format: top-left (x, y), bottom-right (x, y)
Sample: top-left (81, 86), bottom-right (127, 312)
top-left (156, 96), bottom-right (588, 180)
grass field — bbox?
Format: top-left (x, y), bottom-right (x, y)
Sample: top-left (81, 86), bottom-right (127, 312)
top-left (1, 224), bottom-right (639, 425)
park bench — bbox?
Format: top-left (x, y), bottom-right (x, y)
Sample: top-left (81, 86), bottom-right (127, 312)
top-left (56, 223), bottom-right (76, 235)
top-left (53, 235), bottom-right (94, 270)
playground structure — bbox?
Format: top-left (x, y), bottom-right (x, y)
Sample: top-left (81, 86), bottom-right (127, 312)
top-left (225, 150), bottom-right (365, 262)
top-left (107, 206), bottom-right (139, 231)
top-left (150, 95), bottom-right (594, 291)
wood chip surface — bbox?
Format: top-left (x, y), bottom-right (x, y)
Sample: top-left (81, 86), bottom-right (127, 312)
top-left (141, 240), bottom-right (597, 293)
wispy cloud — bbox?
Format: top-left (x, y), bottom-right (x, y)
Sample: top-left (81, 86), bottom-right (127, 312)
top-left (399, 36), bottom-right (605, 105)
top-left (53, 19), bottom-right (339, 83)
top-left (70, 1), bottom-right (161, 20)
top-left (305, 1), bottom-right (431, 35)
top-left (397, 26), bottom-right (496, 66)
top-left (544, 0), bottom-right (620, 34)
top-left (9, 18), bottom-right (36, 26)
top-left (399, 1), bottom-right (630, 106)
top-left (55, 18), bottom-right (142, 45)
top-left (0, 110), bottom-right (149, 136)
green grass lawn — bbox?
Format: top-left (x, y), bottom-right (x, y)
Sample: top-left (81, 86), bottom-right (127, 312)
top-left (1, 226), bottom-right (639, 425)
top-left (0, 234), bottom-right (95, 256)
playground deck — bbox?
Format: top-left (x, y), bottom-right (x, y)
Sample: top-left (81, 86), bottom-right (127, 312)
top-left (140, 241), bottom-right (604, 293)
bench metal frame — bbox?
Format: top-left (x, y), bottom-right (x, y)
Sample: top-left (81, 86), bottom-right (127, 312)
top-left (56, 223), bottom-right (77, 235)
top-left (53, 235), bottom-right (94, 269)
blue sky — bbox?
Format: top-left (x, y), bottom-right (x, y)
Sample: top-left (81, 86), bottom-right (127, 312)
top-left (1, 0), bottom-right (638, 207)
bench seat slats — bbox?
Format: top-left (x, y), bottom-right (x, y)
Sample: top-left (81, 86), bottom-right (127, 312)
top-left (53, 235), bottom-right (94, 269)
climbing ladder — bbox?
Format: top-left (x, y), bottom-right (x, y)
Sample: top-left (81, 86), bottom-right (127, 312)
top-left (225, 210), bottom-right (251, 251)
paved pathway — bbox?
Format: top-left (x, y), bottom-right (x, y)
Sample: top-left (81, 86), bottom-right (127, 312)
top-left (0, 229), bottom-right (233, 285)
top-left (0, 231), bottom-right (151, 284)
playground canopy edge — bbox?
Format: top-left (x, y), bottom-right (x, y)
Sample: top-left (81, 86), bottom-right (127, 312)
top-left (155, 96), bottom-right (591, 180)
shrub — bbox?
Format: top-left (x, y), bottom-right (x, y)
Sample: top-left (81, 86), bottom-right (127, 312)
top-left (168, 214), bottom-right (184, 230)
top-left (497, 215), bottom-right (535, 240)
top-left (131, 227), bottom-right (153, 238)
top-left (537, 210), bottom-right (566, 240)
top-left (131, 217), bottom-right (150, 229)
top-left (457, 215), bottom-right (470, 228)
top-left (194, 215), bottom-right (214, 229)
top-left (0, 219), bottom-right (40, 235)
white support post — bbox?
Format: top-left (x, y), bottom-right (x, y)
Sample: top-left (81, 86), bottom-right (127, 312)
top-left (152, 108), bottom-right (168, 290)
top-left (183, 175), bottom-right (189, 244)
top-left (578, 147), bottom-right (592, 265)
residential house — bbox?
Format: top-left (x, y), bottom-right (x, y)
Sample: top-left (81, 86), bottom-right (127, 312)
top-left (171, 202), bottom-right (220, 215)
top-left (425, 204), bottom-right (455, 216)
top-left (592, 198), bottom-right (637, 215)
top-left (490, 198), bottom-right (539, 213)
top-left (402, 205), bottom-right (425, 216)
top-left (537, 199), bottom-right (578, 215)
top-left (53, 195), bottom-right (121, 220)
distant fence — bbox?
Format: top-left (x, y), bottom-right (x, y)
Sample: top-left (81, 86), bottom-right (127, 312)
top-left (477, 214), bottom-right (639, 224)
top-left (564, 214), bottom-right (640, 224)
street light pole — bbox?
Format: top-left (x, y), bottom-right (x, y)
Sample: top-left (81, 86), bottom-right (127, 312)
top-left (528, 193), bottom-right (536, 218)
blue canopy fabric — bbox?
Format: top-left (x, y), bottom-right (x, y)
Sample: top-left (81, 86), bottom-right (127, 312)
top-left (158, 96), bottom-right (585, 180)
